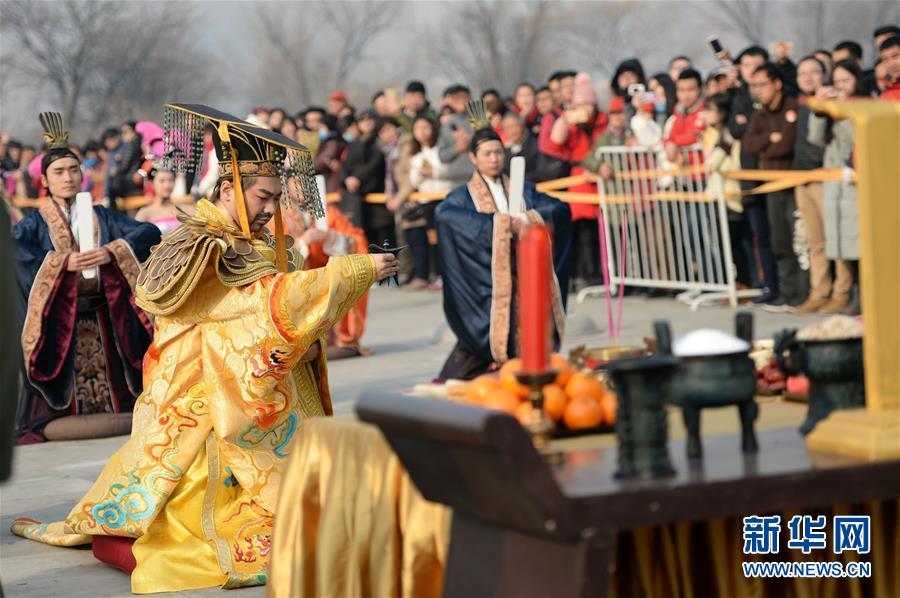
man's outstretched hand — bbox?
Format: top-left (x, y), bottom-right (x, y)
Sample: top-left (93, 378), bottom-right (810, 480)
top-left (372, 253), bottom-right (400, 281)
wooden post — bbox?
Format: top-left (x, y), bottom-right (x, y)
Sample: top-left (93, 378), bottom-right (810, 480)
top-left (804, 98), bottom-right (900, 460)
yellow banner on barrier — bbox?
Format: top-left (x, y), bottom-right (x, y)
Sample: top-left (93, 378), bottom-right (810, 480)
top-left (534, 165), bottom-right (708, 192)
top-left (119, 195), bottom-right (195, 211)
top-left (10, 197), bottom-right (42, 209)
top-left (723, 167), bottom-right (851, 182)
top-left (723, 167), bottom-right (855, 195)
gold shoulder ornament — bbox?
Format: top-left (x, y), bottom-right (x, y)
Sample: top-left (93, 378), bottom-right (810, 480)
top-left (135, 202), bottom-right (295, 316)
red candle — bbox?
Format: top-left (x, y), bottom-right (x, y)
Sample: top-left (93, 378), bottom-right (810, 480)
top-left (518, 224), bottom-right (552, 373)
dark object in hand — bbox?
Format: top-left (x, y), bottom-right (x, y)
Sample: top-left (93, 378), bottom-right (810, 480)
top-left (368, 240), bottom-right (408, 287)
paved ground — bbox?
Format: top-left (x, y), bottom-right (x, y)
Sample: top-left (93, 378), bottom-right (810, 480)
top-left (0, 287), bottom-right (821, 597)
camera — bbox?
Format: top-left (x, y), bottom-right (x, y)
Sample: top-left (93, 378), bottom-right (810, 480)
top-left (627, 83), bottom-right (646, 97)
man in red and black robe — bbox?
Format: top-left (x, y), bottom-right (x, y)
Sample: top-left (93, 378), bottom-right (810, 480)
top-left (14, 113), bottom-right (160, 442)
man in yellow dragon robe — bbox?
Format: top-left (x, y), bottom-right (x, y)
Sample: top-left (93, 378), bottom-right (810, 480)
top-left (11, 104), bottom-right (399, 593)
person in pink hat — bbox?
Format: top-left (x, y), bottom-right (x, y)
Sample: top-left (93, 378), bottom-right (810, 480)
top-left (135, 121), bottom-right (164, 153)
top-left (130, 121), bottom-right (167, 194)
top-left (547, 72), bottom-right (608, 289)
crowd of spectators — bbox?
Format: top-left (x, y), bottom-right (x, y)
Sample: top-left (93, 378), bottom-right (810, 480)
top-left (3, 25), bottom-right (899, 314)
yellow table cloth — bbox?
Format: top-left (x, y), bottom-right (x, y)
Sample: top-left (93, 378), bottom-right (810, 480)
top-left (268, 418), bottom-right (450, 598)
top-left (268, 412), bottom-right (898, 598)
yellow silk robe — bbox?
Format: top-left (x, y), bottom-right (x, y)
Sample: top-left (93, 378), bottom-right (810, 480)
top-left (11, 201), bottom-right (377, 593)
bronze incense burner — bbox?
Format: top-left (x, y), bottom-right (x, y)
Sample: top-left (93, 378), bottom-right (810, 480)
top-left (775, 331), bottom-right (865, 435)
top-left (661, 313), bottom-right (759, 460)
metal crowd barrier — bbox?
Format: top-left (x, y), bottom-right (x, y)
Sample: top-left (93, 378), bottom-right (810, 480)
top-left (577, 145), bottom-right (761, 311)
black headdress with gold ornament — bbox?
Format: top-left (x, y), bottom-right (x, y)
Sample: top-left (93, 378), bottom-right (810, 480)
top-left (465, 99), bottom-right (502, 153)
top-left (38, 112), bottom-right (80, 175)
top-left (161, 103), bottom-right (321, 272)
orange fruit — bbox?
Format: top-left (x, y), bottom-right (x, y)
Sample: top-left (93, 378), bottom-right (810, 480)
top-left (466, 375), bottom-right (500, 405)
top-left (483, 389), bottom-right (522, 415)
top-left (564, 372), bottom-right (607, 404)
top-left (563, 396), bottom-right (604, 430)
top-left (542, 384), bottom-right (568, 422)
top-left (499, 358), bottom-right (530, 399)
top-left (515, 401), bottom-right (534, 425)
top-left (599, 393), bottom-right (617, 425)
top-left (550, 354), bottom-right (574, 387)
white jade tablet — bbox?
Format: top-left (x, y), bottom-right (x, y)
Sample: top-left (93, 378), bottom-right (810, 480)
top-left (75, 192), bottom-right (96, 280)
top-left (508, 156), bottom-right (525, 217)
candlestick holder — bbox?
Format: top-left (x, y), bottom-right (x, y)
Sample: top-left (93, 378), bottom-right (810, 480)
top-left (515, 370), bottom-right (562, 464)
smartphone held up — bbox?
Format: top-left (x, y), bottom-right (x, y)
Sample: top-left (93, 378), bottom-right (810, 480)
top-left (707, 35), bottom-right (731, 62)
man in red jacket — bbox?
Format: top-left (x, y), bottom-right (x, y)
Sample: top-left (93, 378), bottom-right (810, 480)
top-left (663, 69), bottom-right (707, 286)
top-left (664, 69), bottom-right (705, 162)
top-left (879, 36), bottom-right (900, 101)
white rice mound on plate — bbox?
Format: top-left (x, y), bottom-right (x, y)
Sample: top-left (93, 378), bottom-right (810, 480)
top-left (673, 329), bottom-right (751, 357)
top-left (796, 316), bottom-right (864, 342)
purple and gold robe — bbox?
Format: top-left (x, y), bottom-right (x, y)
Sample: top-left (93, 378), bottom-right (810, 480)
top-left (14, 200), bottom-right (160, 441)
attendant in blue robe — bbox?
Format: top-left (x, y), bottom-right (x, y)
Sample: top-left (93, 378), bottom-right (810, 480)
top-left (14, 113), bottom-right (160, 442)
top-left (436, 105), bottom-right (572, 380)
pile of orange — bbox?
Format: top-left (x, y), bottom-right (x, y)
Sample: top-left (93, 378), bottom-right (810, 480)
top-left (464, 355), bottom-right (617, 430)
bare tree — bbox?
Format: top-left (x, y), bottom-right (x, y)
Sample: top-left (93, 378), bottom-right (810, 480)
top-left (784, 0), bottom-right (900, 57)
top-left (320, 1), bottom-right (401, 88)
top-left (85, 4), bottom-right (216, 131)
top-left (779, 0), bottom-right (831, 55)
top-left (561, 2), bottom-right (663, 79)
top-left (254, 1), bottom-right (399, 107)
top-left (254, 6), bottom-right (319, 107)
top-left (425, 0), bottom-right (552, 93)
top-left (2, 0), bottom-right (215, 137)
top-left (707, 0), bottom-right (771, 45)
top-left (514, 0), bottom-right (551, 84)
top-left (2, 1), bottom-right (108, 129)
